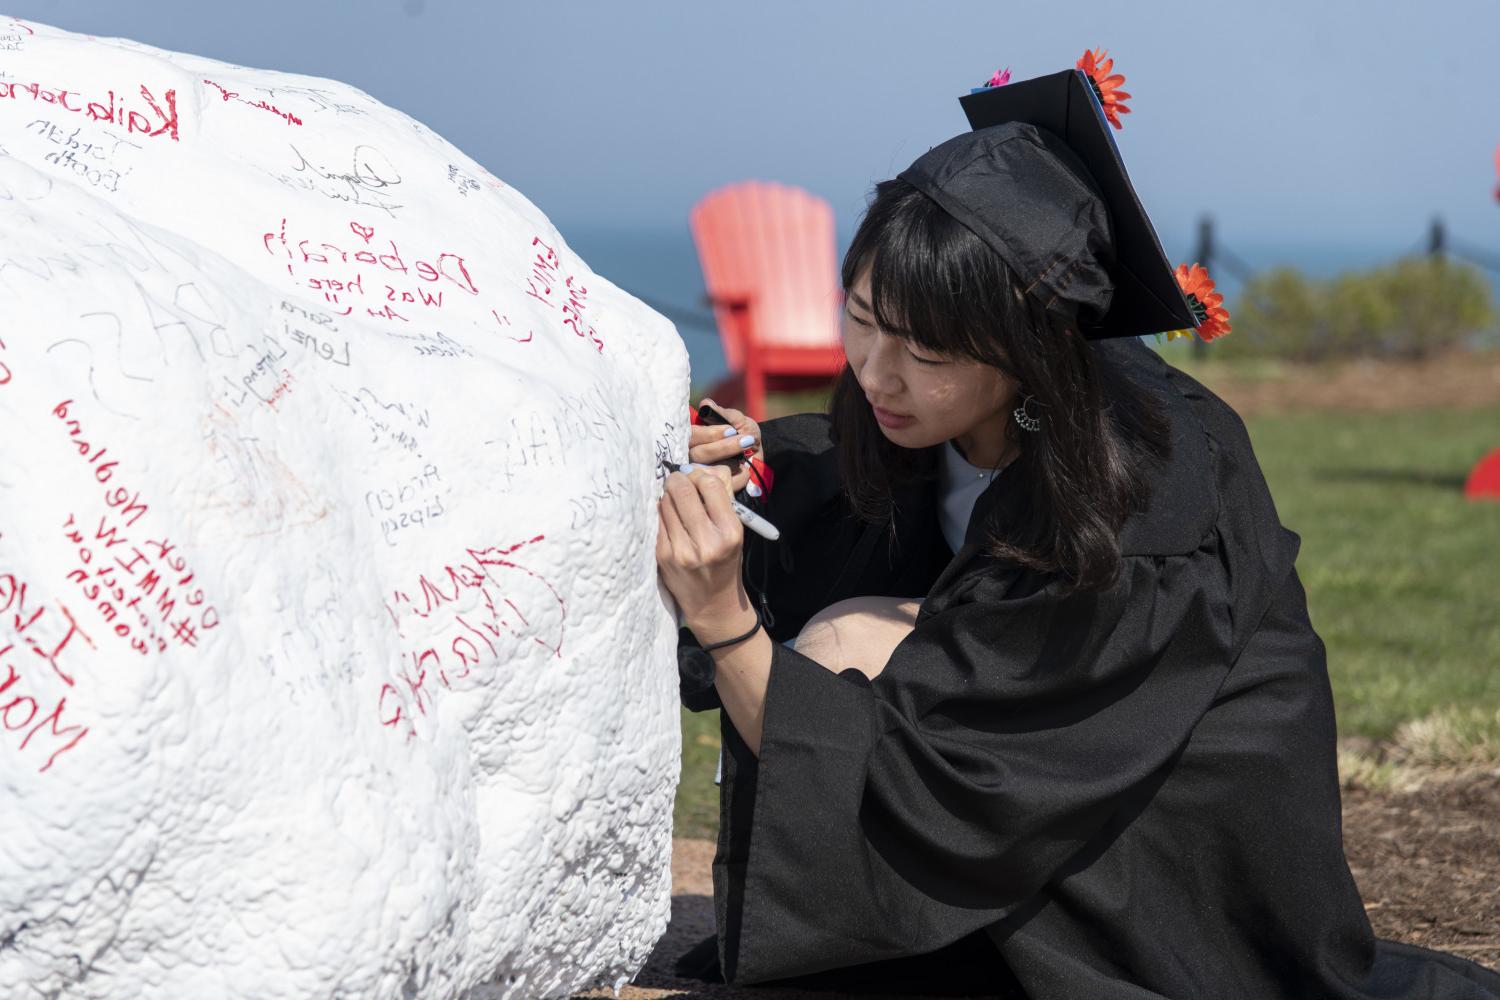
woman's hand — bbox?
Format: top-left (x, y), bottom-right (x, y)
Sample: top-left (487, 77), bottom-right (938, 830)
top-left (656, 463), bottom-right (750, 627)
top-left (687, 398), bottom-right (761, 494)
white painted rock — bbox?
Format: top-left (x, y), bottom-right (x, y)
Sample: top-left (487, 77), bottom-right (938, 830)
top-left (0, 18), bottom-right (688, 1000)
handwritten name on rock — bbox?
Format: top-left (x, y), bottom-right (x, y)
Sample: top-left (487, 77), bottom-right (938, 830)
top-left (378, 536), bottom-right (565, 741)
top-left (202, 79), bottom-right (302, 127)
top-left (263, 217), bottom-right (478, 319)
top-left (366, 464), bottom-right (445, 547)
top-left (332, 385), bottom-right (428, 455)
top-left (270, 142), bottom-right (403, 217)
top-left (525, 236), bottom-right (604, 354)
top-left (1, 571), bottom-right (92, 772)
top-left (52, 399), bottom-right (221, 652)
top-left (1, 339), bottom-right (91, 773)
top-left (25, 117), bottom-right (139, 193)
top-left (0, 81), bottom-right (180, 142)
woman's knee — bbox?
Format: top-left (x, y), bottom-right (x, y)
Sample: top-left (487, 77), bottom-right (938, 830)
top-left (792, 596), bottom-right (922, 681)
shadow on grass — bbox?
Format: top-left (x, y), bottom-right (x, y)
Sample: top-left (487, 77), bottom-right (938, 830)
top-left (1314, 468), bottom-right (1470, 491)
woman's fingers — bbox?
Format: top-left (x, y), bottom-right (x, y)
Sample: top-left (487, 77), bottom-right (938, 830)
top-left (658, 487), bottom-right (693, 557)
top-left (664, 470), bottom-right (715, 544)
top-left (691, 465), bottom-right (741, 536)
top-left (697, 398), bottom-right (746, 427)
top-left (687, 432), bottom-right (756, 466)
top-left (688, 399), bottom-right (762, 485)
top-left (659, 468), bottom-right (741, 566)
top-left (697, 400), bottom-right (759, 442)
top-left (689, 418), bottom-right (759, 449)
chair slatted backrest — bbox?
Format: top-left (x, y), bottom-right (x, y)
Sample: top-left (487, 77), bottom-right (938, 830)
top-left (690, 181), bottom-right (842, 371)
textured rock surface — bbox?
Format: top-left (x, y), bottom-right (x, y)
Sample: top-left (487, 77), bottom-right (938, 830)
top-left (0, 18), bottom-right (687, 1000)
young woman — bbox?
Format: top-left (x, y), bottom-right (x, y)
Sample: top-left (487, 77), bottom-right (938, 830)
top-left (655, 71), bottom-right (1500, 998)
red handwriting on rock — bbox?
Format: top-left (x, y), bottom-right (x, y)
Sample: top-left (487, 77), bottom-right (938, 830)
top-left (525, 236), bottom-right (559, 306)
top-left (378, 535), bottom-right (566, 741)
top-left (262, 217), bottom-right (478, 315)
top-left (202, 79), bottom-right (301, 126)
top-left (0, 81), bottom-right (180, 142)
top-left (62, 514), bottom-right (166, 656)
top-left (0, 575), bottom-right (91, 688)
top-left (525, 236), bottom-right (604, 354)
top-left (492, 311), bottom-right (533, 344)
top-left (1, 571), bottom-right (92, 773)
top-left (265, 368), bottom-right (294, 410)
top-left (51, 400), bottom-right (221, 651)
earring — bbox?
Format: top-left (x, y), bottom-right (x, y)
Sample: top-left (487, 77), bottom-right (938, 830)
top-left (1012, 394), bottom-right (1042, 433)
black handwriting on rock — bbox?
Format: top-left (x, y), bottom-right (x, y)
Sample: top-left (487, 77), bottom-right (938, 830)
top-left (280, 143), bottom-right (404, 217)
top-left (290, 142), bottom-right (402, 192)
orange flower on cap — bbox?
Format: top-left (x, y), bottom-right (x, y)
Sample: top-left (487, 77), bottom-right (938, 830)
top-left (1077, 48), bottom-right (1132, 130)
top-left (1165, 263), bottom-right (1231, 342)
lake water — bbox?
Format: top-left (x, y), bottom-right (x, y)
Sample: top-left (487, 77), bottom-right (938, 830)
top-left (565, 227), bottom-right (1500, 390)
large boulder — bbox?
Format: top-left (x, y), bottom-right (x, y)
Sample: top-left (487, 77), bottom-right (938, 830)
top-left (0, 18), bottom-right (688, 999)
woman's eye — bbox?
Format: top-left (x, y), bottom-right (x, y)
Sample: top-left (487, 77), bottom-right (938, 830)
top-left (907, 349), bottom-right (944, 365)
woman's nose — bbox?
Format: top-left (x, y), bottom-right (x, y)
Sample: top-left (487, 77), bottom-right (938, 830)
top-left (864, 352), bottom-right (906, 398)
top-left (857, 340), bottom-right (904, 396)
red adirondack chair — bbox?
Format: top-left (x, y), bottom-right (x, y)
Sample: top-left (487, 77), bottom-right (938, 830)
top-left (1466, 446), bottom-right (1500, 501)
top-left (690, 181), bottom-right (846, 420)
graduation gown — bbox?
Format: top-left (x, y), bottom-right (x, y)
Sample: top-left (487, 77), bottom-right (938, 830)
top-left (678, 337), bottom-right (1500, 998)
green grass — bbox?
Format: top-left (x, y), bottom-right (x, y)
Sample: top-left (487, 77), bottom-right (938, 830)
top-left (1246, 408), bottom-right (1500, 739)
top-left (672, 403), bottom-right (1500, 837)
top-left (675, 709), bottom-right (722, 840)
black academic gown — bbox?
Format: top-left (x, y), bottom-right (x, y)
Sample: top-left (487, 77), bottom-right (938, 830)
top-left (678, 337), bottom-right (1500, 998)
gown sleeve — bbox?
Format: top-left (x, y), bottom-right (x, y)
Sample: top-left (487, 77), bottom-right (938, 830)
top-left (712, 347), bottom-right (1306, 984)
top-left (715, 543), bottom-right (1246, 981)
top-left (679, 411), bottom-right (938, 713)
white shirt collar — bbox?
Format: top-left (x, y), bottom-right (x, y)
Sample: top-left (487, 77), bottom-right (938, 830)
top-left (942, 438), bottom-right (1006, 483)
top-left (938, 439), bottom-right (1004, 552)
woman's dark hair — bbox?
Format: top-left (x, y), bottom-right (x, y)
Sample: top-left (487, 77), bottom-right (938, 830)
top-left (831, 178), bottom-right (1172, 595)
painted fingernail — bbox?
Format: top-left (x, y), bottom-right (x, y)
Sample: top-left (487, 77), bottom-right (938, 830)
top-left (677, 463), bottom-right (694, 474)
top-left (738, 435), bottom-right (755, 448)
top-left (746, 481), bottom-right (762, 497)
top-left (722, 427), bottom-right (737, 438)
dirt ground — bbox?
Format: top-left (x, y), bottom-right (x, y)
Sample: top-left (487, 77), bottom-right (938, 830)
top-left (1344, 771), bottom-right (1500, 968)
top-left (1184, 348), bottom-right (1500, 416)
top-left (571, 770), bottom-right (1499, 998)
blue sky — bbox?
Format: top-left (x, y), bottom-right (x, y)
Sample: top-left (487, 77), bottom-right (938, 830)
top-left (8, 0), bottom-right (1499, 255)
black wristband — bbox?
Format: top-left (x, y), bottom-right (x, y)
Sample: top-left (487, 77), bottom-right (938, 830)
top-left (699, 612), bottom-right (764, 653)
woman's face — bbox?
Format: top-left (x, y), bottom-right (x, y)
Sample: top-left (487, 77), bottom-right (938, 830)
top-left (841, 267), bottom-right (1020, 462)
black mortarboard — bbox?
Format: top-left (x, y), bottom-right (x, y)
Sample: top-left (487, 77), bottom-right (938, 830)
top-left (897, 68), bottom-right (1195, 340)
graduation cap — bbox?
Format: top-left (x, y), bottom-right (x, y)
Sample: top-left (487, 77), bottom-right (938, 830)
top-left (896, 65), bottom-right (1201, 340)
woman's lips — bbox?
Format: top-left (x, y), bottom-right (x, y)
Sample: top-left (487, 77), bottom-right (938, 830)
top-left (870, 402), bottom-right (915, 429)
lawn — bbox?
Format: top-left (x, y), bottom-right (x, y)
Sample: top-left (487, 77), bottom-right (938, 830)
top-left (1250, 408), bottom-right (1500, 740)
top-left (673, 394), bottom-right (1500, 838)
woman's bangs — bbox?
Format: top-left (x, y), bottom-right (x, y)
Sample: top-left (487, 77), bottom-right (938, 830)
top-left (865, 213), bottom-right (977, 360)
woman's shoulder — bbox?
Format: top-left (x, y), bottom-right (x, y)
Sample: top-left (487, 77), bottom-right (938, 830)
top-left (753, 411), bottom-right (849, 530)
top-left (1094, 338), bottom-right (1288, 563)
